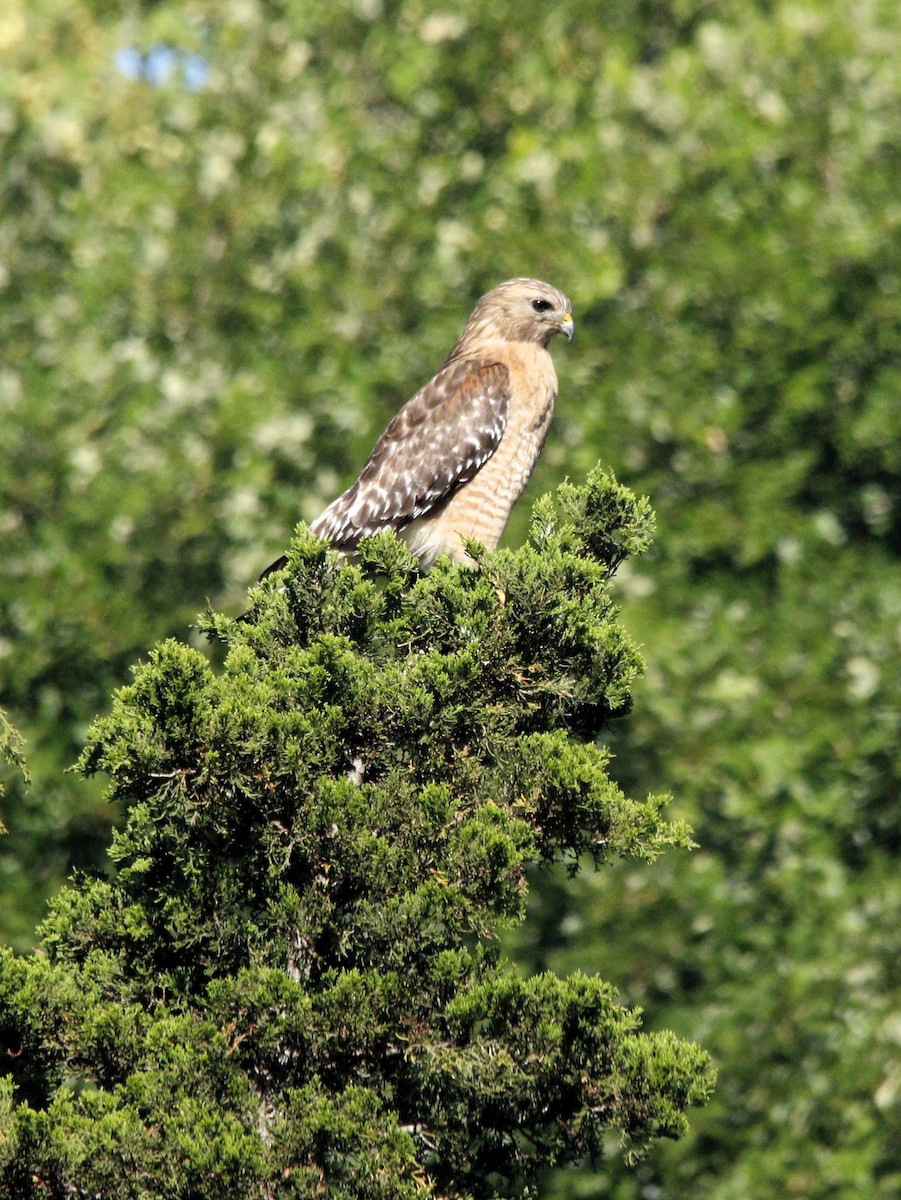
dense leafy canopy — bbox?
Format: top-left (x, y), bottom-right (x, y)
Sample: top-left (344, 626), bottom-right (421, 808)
top-left (1, 0), bottom-right (900, 1196)
top-left (1, 474), bottom-right (712, 1196)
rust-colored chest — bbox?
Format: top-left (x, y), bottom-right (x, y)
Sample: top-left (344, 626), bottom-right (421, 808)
top-left (403, 341), bottom-right (558, 564)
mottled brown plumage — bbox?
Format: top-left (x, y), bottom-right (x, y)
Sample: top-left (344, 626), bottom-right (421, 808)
top-left (261, 278), bottom-right (572, 577)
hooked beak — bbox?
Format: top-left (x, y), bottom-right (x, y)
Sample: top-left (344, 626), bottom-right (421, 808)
top-left (559, 313), bottom-right (574, 341)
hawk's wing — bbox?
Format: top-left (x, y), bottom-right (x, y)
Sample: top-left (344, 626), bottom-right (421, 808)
top-left (310, 358), bottom-right (511, 553)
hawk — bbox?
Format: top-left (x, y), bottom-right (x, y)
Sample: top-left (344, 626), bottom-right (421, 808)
top-left (261, 278), bottom-right (573, 577)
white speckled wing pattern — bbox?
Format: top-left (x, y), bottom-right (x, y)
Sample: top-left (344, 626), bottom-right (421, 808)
top-left (310, 358), bottom-right (511, 552)
top-left (401, 339), bottom-right (557, 565)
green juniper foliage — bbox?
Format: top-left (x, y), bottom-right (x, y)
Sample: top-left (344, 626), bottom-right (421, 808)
top-left (0, 471), bottom-right (711, 1198)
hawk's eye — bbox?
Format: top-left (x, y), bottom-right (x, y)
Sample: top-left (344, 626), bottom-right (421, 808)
top-left (531, 298), bottom-right (553, 313)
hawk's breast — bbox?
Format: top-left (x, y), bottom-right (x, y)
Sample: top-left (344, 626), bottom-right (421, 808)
top-left (400, 341), bottom-right (557, 565)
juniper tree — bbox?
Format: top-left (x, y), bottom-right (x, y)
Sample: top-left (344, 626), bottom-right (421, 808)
top-left (0, 471), bottom-right (712, 1198)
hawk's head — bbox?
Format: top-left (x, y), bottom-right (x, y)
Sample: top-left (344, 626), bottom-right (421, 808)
top-left (466, 278), bottom-right (574, 348)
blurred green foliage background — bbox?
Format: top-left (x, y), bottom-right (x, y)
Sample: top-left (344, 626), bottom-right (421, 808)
top-left (1, 0), bottom-right (899, 1196)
